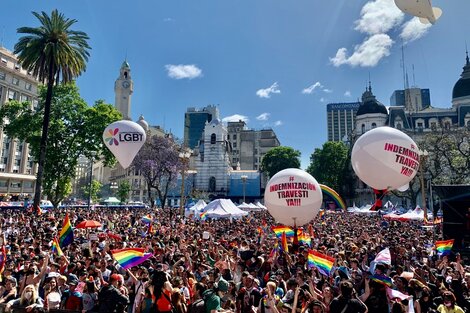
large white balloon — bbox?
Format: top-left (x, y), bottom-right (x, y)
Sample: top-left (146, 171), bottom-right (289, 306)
top-left (103, 120), bottom-right (146, 169)
top-left (264, 168), bottom-right (322, 226)
top-left (351, 126), bottom-right (420, 190)
top-left (397, 184), bottom-right (410, 192)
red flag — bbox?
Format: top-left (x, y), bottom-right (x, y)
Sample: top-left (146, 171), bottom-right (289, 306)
top-left (308, 224), bottom-right (315, 238)
top-left (371, 189), bottom-right (387, 211)
top-left (0, 245), bottom-right (6, 281)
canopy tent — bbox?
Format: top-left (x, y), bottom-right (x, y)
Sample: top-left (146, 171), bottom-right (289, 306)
top-left (255, 202), bottom-right (267, 210)
top-left (202, 199), bottom-right (249, 219)
top-left (350, 204), bottom-right (379, 214)
top-left (102, 197), bottom-right (121, 204)
top-left (237, 202), bottom-right (252, 210)
top-left (387, 207), bottom-right (429, 221)
top-left (383, 211), bottom-right (402, 220)
top-left (238, 202), bottom-right (264, 212)
top-left (185, 200), bottom-right (207, 217)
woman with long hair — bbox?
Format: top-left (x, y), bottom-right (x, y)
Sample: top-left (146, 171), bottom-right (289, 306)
top-left (172, 288), bottom-right (188, 313)
top-left (152, 270), bottom-right (174, 313)
top-left (436, 291), bottom-right (465, 313)
top-left (5, 284), bottom-right (44, 312)
top-left (44, 277), bottom-right (62, 310)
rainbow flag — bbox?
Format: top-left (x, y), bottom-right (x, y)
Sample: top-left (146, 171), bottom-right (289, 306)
top-left (369, 274), bottom-right (393, 287)
top-left (111, 248), bottom-right (153, 269)
top-left (141, 215), bottom-right (152, 224)
top-left (319, 184), bottom-right (346, 210)
top-left (298, 232), bottom-right (311, 246)
top-left (200, 211), bottom-right (208, 221)
top-left (318, 210), bottom-right (325, 219)
top-left (59, 213), bottom-right (73, 248)
top-left (52, 237), bottom-right (64, 257)
top-left (435, 239), bottom-right (454, 256)
top-left (308, 250), bottom-right (335, 276)
top-left (281, 232), bottom-right (288, 252)
top-left (272, 226), bottom-right (294, 238)
top-left (0, 245), bottom-right (6, 280)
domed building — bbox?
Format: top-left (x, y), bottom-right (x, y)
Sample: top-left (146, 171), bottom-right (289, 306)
top-left (355, 83), bottom-right (389, 135)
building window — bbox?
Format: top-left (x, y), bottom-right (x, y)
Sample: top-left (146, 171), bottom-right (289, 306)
top-left (233, 134), bottom-right (237, 140)
top-left (12, 77), bottom-right (19, 86)
top-left (444, 121), bottom-right (451, 130)
top-left (371, 122), bottom-right (377, 128)
top-left (20, 94), bottom-right (31, 103)
top-left (467, 120), bottom-right (470, 128)
top-left (0, 57), bottom-right (6, 65)
top-left (208, 176), bottom-right (216, 192)
top-left (10, 181), bottom-right (21, 188)
top-left (417, 122), bottom-right (423, 128)
top-left (361, 124), bottom-right (365, 134)
top-left (227, 134), bottom-right (230, 140)
top-left (8, 90), bottom-right (17, 100)
top-left (25, 82), bottom-right (32, 91)
top-left (210, 133), bottom-right (216, 144)
top-left (233, 142), bottom-right (237, 148)
top-left (0, 72), bottom-right (5, 80)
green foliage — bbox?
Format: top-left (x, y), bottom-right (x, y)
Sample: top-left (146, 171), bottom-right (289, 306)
top-left (117, 180), bottom-right (131, 203)
top-left (260, 146), bottom-right (301, 178)
top-left (306, 141), bottom-right (349, 192)
top-left (0, 83), bottom-right (121, 206)
top-left (81, 180), bottom-right (102, 203)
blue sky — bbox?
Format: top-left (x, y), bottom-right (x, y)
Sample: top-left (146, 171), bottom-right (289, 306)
top-left (1, 0), bottom-right (469, 168)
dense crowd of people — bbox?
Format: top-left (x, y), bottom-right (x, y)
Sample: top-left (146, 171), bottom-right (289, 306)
top-left (0, 207), bottom-right (468, 313)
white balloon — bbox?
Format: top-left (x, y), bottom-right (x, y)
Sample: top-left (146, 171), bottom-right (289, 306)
top-left (397, 184), bottom-right (409, 192)
top-left (264, 168), bottom-right (322, 226)
top-left (351, 126), bottom-right (420, 190)
top-left (103, 120), bottom-right (146, 169)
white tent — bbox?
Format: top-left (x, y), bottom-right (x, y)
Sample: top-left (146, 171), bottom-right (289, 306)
top-left (185, 200), bottom-right (207, 217)
top-left (255, 202), bottom-right (267, 210)
top-left (203, 199), bottom-right (249, 218)
top-left (237, 202), bottom-right (252, 210)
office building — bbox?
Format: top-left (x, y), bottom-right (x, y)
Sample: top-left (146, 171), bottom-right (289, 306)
top-left (326, 102), bottom-right (361, 141)
top-left (184, 105), bottom-right (219, 149)
top-left (0, 47), bottom-right (39, 200)
top-left (390, 88), bottom-right (431, 111)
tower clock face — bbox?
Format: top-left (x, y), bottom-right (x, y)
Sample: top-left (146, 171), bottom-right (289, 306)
top-left (122, 81), bottom-right (130, 88)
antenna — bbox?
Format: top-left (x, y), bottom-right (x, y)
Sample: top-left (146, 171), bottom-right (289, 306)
top-left (401, 42), bottom-right (406, 90)
top-left (412, 64), bottom-right (416, 87)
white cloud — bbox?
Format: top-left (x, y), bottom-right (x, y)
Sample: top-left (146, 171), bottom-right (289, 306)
top-left (165, 64), bottom-right (202, 80)
top-left (256, 82), bottom-right (281, 98)
top-left (222, 114), bottom-right (249, 123)
top-left (354, 0), bottom-right (404, 35)
top-left (330, 34), bottom-right (393, 67)
top-left (274, 120), bottom-right (283, 126)
top-left (323, 88), bottom-right (333, 93)
top-left (400, 17), bottom-right (432, 44)
top-left (163, 17), bottom-right (175, 22)
top-left (344, 91), bottom-right (352, 97)
top-left (302, 82), bottom-right (323, 94)
top-left (320, 97), bottom-right (326, 103)
top-left (256, 113), bottom-right (270, 121)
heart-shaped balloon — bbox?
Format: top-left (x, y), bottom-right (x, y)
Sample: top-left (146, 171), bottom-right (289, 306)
top-left (103, 120), bottom-right (146, 168)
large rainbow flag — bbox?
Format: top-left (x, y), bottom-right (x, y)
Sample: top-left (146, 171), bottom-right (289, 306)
top-left (308, 250), bottom-right (335, 276)
top-left (59, 213), bottom-right (73, 248)
top-left (111, 248), bottom-right (153, 269)
top-left (141, 215), bottom-right (152, 224)
top-left (370, 274), bottom-right (393, 287)
top-left (319, 184), bottom-right (346, 210)
top-left (272, 226), bottom-right (295, 238)
top-left (298, 232), bottom-right (312, 246)
top-left (435, 239), bottom-right (454, 256)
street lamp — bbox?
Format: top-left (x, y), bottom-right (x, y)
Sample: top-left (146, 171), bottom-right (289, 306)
top-left (241, 175), bottom-right (248, 203)
top-left (179, 148), bottom-right (191, 217)
top-left (418, 149), bottom-right (429, 217)
top-left (87, 152), bottom-right (96, 210)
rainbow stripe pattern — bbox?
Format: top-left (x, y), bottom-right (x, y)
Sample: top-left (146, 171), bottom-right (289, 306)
top-left (59, 213), bottom-right (73, 248)
top-left (320, 184), bottom-right (346, 210)
top-left (281, 232), bottom-right (288, 252)
top-left (272, 226), bottom-right (295, 238)
top-left (308, 250), bottom-right (335, 276)
top-left (111, 248), bottom-right (153, 269)
top-left (370, 274), bottom-right (393, 287)
top-left (435, 239), bottom-right (454, 256)
top-left (200, 211), bottom-right (208, 221)
top-left (52, 237), bottom-right (64, 257)
top-left (298, 232), bottom-right (311, 246)
top-left (141, 215), bottom-right (152, 224)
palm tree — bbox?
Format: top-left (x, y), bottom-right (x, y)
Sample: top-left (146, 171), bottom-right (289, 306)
top-left (14, 10), bottom-right (91, 209)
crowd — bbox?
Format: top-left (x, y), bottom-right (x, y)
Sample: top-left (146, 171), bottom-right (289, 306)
top-left (0, 207), bottom-right (468, 313)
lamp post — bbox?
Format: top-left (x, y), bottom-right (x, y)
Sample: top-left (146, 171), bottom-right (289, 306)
top-left (418, 149), bottom-right (429, 217)
top-left (241, 175), bottom-right (248, 203)
top-left (179, 149), bottom-right (191, 217)
top-left (87, 152), bottom-right (96, 210)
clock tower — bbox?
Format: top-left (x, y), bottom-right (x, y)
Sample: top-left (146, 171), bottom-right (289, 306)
top-left (114, 60), bottom-right (133, 120)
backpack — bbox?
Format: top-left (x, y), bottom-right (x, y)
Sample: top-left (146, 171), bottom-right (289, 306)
top-left (189, 298), bottom-right (206, 313)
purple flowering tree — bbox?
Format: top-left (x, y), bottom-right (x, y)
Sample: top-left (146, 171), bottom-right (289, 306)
top-left (133, 135), bottom-right (182, 209)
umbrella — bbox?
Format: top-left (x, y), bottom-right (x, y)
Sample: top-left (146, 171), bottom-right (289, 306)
top-left (76, 220), bottom-right (102, 229)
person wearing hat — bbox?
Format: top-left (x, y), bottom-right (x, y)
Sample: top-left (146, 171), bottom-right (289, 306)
top-left (202, 278), bottom-right (231, 313)
top-left (61, 277), bottom-right (83, 311)
top-left (98, 273), bottom-right (129, 313)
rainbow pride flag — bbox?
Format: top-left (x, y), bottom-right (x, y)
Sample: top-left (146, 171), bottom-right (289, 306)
top-left (319, 184), bottom-right (346, 210)
top-left (52, 237), bottom-right (64, 257)
top-left (141, 215), bottom-right (152, 224)
top-left (272, 226), bottom-right (295, 238)
top-left (111, 248), bottom-right (153, 269)
top-left (281, 232), bottom-right (288, 252)
top-left (370, 274), bottom-right (393, 287)
top-left (59, 213), bottom-right (73, 248)
top-left (298, 232), bottom-right (311, 246)
top-left (308, 250), bottom-right (335, 276)
top-left (200, 211), bottom-right (208, 221)
top-left (435, 239), bottom-right (454, 256)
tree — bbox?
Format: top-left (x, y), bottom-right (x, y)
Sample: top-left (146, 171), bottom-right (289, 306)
top-left (0, 83), bottom-right (121, 208)
top-left (260, 146), bottom-right (301, 178)
top-left (81, 180), bottom-right (102, 204)
top-left (14, 9), bottom-right (91, 209)
top-left (133, 135), bottom-right (182, 210)
top-left (306, 141), bottom-right (349, 193)
top-left (117, 180), bottom-right (131, 204)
